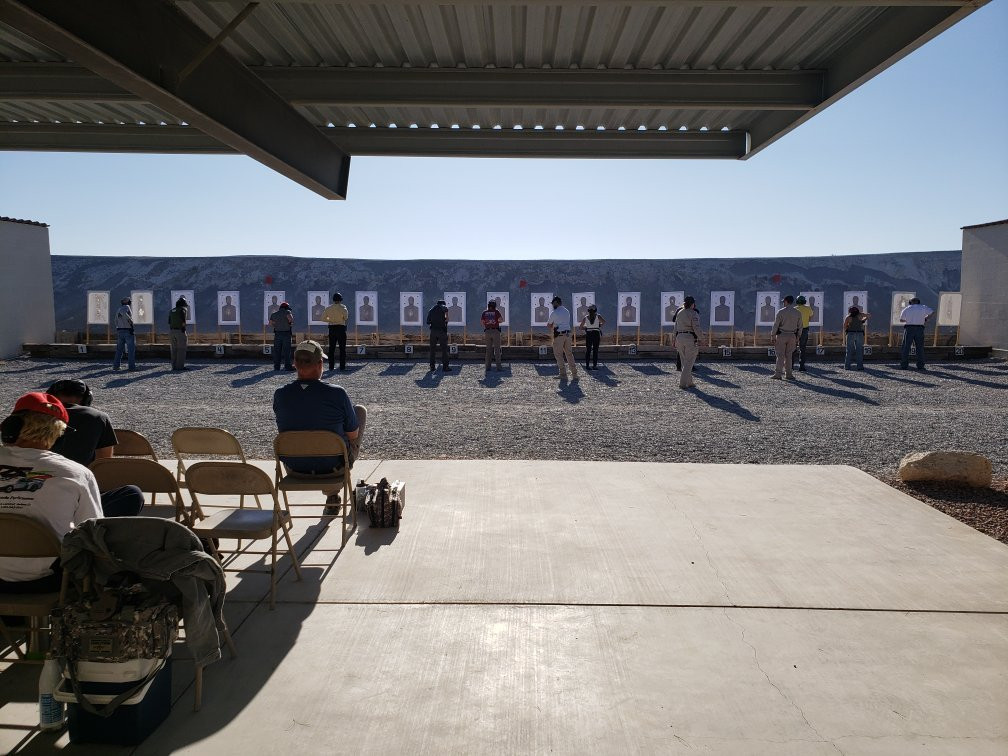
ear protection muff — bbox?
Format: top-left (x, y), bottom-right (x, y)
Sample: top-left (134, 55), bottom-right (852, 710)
top-left (1, 415), bottom-right (24, 444)
top-left (47, 379), bottom-right (92, 407)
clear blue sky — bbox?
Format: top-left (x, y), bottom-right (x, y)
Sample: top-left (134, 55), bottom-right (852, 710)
top-left (2, 1), bottom-right (1006, 260)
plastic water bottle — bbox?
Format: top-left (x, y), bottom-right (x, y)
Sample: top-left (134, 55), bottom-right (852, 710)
top-left (355, 480), bottom-right (367, 512)
top-left (38, 658), bottom-right (65, 730)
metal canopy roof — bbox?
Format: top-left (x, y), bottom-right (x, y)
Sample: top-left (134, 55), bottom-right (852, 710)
top-left (0, 1), bottom-right (988, 199)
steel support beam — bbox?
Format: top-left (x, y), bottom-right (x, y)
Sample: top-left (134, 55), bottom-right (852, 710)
top-left (0, 122), bottom-right (747, 158)
top-left (0, 0), bottom-right (351, 198)
top-left (745, 4), bottom-right (971, 156)
top-left (0, 63), bottom-right (824, 111)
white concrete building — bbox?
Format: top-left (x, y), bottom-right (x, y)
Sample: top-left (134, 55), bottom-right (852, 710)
top-left (0, 217), bottom-right (55, 358)
top-left (959, 220), bottom-right (1008, 354)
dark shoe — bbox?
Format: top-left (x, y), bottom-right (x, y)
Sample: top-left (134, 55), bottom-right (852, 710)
top-left (323, 494), bottom-right (341, 517)
top-left (429, 365), bottom-right (436, 371)
top-left (799, 366), bottom-right (806, 372)
top-left (442, 366), bottom-right (452, 372)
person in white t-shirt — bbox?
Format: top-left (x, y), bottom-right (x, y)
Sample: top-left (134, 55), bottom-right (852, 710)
top-left (0, 392), bottom-right (103, 593)
top-left (546, 295), bottom-right (578, 382)
top-left (898, 297), bottom-right (934, 371)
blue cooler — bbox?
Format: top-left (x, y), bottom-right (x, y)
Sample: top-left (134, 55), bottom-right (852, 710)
top-left (54, 657), bottom-right (173, 745)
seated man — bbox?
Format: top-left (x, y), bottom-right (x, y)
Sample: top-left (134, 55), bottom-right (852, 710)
top-left (273, 340), bottom-right (359, 515)
top-left (0, 393), bottom-right (103, 594)
top-left (47, 379), bottom-right (144, 517)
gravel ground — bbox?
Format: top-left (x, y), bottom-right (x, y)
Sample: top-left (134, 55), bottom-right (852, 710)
top-left (2, 356), bottom-right (1006, 539)
top-left (881, 477), bottom-right (1008, 546)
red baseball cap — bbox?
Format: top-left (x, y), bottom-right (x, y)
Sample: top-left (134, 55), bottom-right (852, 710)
top-left (13, 392), bottom-right (69, 423)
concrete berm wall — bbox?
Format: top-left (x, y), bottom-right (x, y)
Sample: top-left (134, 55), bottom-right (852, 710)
top-left (0, 219), bottom-right (56, 358)
top-left (959, 220), bottom-right (1008, 352)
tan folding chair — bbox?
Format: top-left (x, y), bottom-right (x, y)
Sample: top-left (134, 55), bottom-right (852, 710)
top-left (273, 431), bottom-right (355, 545)
top-left (0, 514), bottom-right (62, 663)
top-left (185, 462), bottom-right (303, 611)
top-left (89, 457), bottom-right (195, 524)
top-left (172, 427), bottom-right (259, 511)
top-left (113, 428), bottom-right (160, 504)
top-left (112, 429), bottom-right (158, 460)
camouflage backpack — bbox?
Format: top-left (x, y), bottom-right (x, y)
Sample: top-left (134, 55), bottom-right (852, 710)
top-left (50, 581), bottom-right (179, 663)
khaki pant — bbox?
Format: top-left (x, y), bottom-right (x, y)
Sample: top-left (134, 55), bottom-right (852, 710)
top-left (676, 335), bottom-right (698, 388)
top-left (484, 329), bottom-right (502, 368)
top-left (774, 333), bottom-right (797, 378)
top-left (552, 333), bottom-right (578, 379)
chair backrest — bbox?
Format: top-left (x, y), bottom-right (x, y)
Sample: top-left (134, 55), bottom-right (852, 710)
top-left (185, 462), bottom-right (275, 497)
top-left (172, 428), bottom-right (246, 460)
top-left (113, 429), bottom-right (158, 461)
top-left (89, 458), bottom-right (182, 496)
top-left (273, 430), bottom-right (349, 461)
top-left (354, 405), bottom-right (367, 442)
top-left (0, 514), bottom-right (61, 559)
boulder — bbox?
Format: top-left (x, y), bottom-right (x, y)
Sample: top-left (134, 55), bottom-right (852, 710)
top-left (898, 451), bottom-right (993, 488)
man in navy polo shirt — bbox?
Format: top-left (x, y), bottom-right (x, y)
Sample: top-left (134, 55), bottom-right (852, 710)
top-left (273, 340), bottom-right (359, 514)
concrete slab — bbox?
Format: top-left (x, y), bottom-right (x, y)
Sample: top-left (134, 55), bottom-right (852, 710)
top-left (297, 461), bottom-right (1008, 611)
top-left (139, 604), bottom-right (1008, 755)
top-left (3, 461), bottom-right (1006, 753)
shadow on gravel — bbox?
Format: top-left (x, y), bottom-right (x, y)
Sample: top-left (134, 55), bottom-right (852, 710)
top-left (923, 368), bottom-right (1007, 390)
top-left (558, 381), bottom-right (584, 404)
top-left (690, 387), bottom-right (759, 422)
top-left (817, 373), bottom-right (878, 391)
top-left (379, 363), bottom-right (415, 376)
top-left (692, 365), bottom-right (740, 389)
top-left (216, 364), bottom-right (260, 375)
top-left (232, 368), bottom-right (279, 388)
top-left (480, 371), bottom-right (503, 388)
top-left (629, 364), bottom-right (671, 376)
top-left (588, 366), bottom-right (620, 387)
top-left (105, 368), bottom-right (175, 387)
top-left (938, 363), bottom-right (1008, 377)
top-left (415, 370), bottom-right (444, 388)
top-left (735, 364), bottom-right (771, 376)
top-left (861, 366), bottom-right (935, 387)
top-left (792, 379), bottom-right (878, 405)
top-left (534, 364), bottom-right (558, 377)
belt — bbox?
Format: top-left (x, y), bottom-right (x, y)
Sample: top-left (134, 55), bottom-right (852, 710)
top-left (484, 328), bottom-right (500, 331)
top-left (556, 330), bottom-right (570, 334)
top-left (904, 324), bottom-right (924, 327)
top-left (675, 331), bottom-right (694, 335)
top-left (170, 328), bottom-right (185, 332)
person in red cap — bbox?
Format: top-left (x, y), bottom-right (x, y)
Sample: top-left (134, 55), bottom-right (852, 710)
top-left (269, 301), bottom-right (294, 371)
top-left (0, 393), bottom-right (102, 593)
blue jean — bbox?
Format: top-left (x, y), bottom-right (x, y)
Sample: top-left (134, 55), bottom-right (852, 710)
top-left (114, 328), bottom-right (136, 369)
top-left (845, 332), bottom-right (864, 369)
top-left (901, 325), bottom-right (925, 369)
top-left (273, 331), bottom-right (292, 369)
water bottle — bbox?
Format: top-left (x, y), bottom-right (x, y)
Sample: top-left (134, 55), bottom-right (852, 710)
top-left (355, 480), bottom-right (367, 512)
top-left (38, 658), bottom-right (65, 730)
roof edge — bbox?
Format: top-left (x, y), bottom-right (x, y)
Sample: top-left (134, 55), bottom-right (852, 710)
top-left (0, 216), bottom-right (49, 227)
top-left (961, 219), bottom-right (1008, 231)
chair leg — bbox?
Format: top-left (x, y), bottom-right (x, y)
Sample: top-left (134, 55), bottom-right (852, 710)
top-left (194, 664), bottom-right (202, 711)
top-left (220, 622), bottom-right (238, 659)
top-left (269, 529), bottom-right (278, 610)
top-left (0, 620), bottom-right (28, 661)
top-left (282, 521), bottom-right (303, 581)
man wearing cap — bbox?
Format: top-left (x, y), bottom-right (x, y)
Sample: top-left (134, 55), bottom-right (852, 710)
top-left (793, 295), bottom-right (814, 372)
top-left (168, 295), bottom-right (190, 370)
top-left (269, 301), bottom-right (295, 371)
top-left (47, 380), bottom-right (145, 518)
top-left (321, 292), bottom-right (349, 372)
top-left (0, 393), bottom-right (103, 593)
top-left (273, 341), bottom-right (360, 514)
top-left (113, 296), bottom-right (136, 371)
top-left (899, 297), bottom-right (934, 371)
top-left (546, 296), bottom-right (578, 382)
top-left (770, 295), bottom-right (802, 380)
top-left (480, 300), bottom-right (504, 373)
top-left (426, 298), bottom-right (450, 372)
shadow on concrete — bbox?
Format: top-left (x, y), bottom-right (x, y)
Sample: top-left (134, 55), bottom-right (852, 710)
top-left (379, 363), bottom-right (415, 376)
top-left (354, 517), bottom-right (399, 555)
top-left (690, 387), bottom-right (760, 422)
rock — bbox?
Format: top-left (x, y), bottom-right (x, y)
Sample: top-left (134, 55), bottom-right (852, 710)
top-left (898, 451), bottom-right (993, 488)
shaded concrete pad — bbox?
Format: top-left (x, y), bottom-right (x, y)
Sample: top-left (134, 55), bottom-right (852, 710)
top-left (301, 461), bottom-right (1008, 611)
top-left (142, 604), bottom-right (1008, 755)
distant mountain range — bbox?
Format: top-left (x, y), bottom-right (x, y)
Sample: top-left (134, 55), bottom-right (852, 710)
top-left (52, 250), bottom-right (961, 333)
